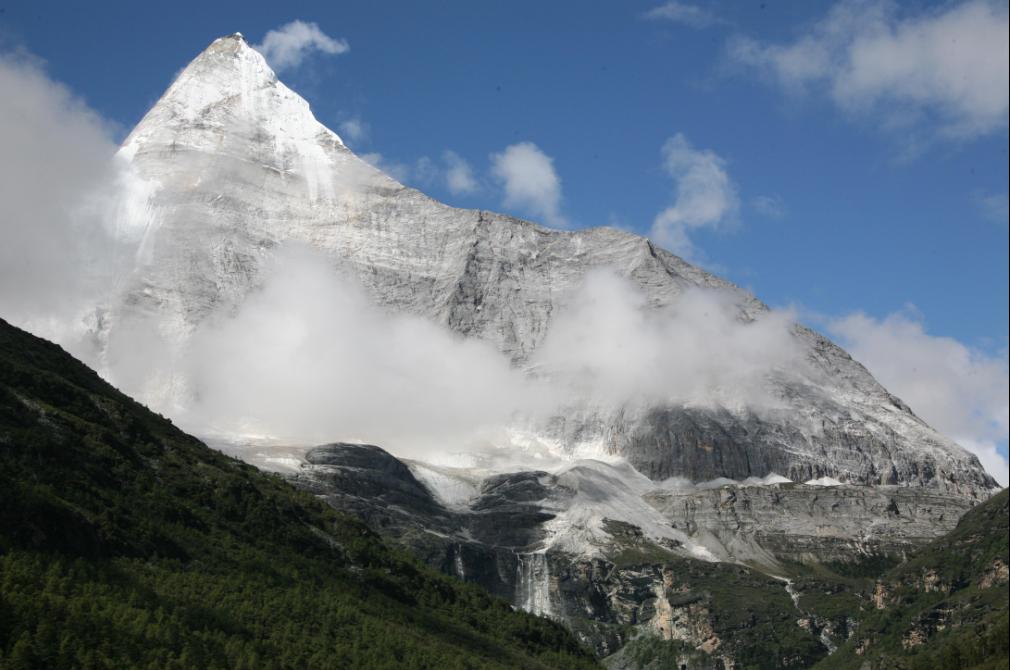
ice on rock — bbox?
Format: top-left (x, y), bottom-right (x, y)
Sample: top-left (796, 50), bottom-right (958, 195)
top-left (805, 476), bottom-right (845, 487)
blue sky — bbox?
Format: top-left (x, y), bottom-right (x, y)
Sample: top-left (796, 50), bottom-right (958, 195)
top-left (1, 0), bottom-right (1008, 479)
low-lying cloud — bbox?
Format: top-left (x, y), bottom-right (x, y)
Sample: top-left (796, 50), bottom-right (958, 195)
top-left (110, 250), bottom-right (804, 457)
top-left (0, 52), bottom-right (133, 357)
top-left (174, 245), bottom-right (531, 452)
top-left (534, 270), bottom-right (801, 408)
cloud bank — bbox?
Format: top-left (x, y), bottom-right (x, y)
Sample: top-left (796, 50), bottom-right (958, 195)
top-left (0, 52), bottom-right (132, 355)
top-left (103, 248), bottom-right (803, 458)
top-left (728, 0), bottom-right (1010, 140)
top-left (651, 133), bottom-right (739, 259)
top-left (829, 308), bottom-right (1009, 485)
top-left (254, 20), bottom-right (349, 73)
top-left (533, 270), bottom-right (801, 409)
top-left (490, 142), bottom-right (567, 227)
top-left (174, 245), bottom-right (531, 452)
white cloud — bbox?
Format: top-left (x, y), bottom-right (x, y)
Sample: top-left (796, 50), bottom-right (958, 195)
top-left (359, 151), bottom-right (413, 182)
top-left (828, 308), bottom-right (1009, 485)
top-left (751, 194), bottom-right (786, 219)
top-left (534, 269), bottom-right (802, 409)
top-left (175, 245), bottom-right (532, 453)
top-left (643, 2), bottom-right (720, 28)
top-left (973, 191), bottom-right (1009, 224)
top-left (443, 150), bottom-right (478, 195)
top-left (0, 52), bottom-right (133, 356)
top-left (118, 252), bottom-right (802, 457)
top-left (651, 133), bottom-right (738, 259)
top-left (338, 117), bottom-right (369, 144)
top-left (490, 142), bottom-right (566, 227)
top-left (728, 0), bottom-right (1010, 140)
top-left (254, 20), bottom-right (349, 73)
top-left (361, 150), bottom-right (474, 194)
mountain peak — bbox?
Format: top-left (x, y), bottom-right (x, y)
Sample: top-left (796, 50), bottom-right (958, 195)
top-left (120, 33), bottom-right (344, 161)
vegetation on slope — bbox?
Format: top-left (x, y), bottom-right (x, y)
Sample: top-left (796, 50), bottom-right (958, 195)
top-left (814, 488), bottom-right (1008, 670)
top-left (0, 318), bottom-right (598, 669)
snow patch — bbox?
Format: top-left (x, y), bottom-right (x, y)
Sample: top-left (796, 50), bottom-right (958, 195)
top-left (539, 459), bottom-right (718, 562)
top-left (406, 461), bottom-right (482, 509)
top-left (659, 472), bottom-right (793, 491)
top-left (805, 476), bottom-right (844, 487)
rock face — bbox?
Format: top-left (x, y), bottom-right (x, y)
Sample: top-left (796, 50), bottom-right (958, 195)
top-left (646, 484), bottom-right (973, 565)
top-left (105, 33), bottom-right (996, 497)
top-left (284, 442), bottom-right (980, 664)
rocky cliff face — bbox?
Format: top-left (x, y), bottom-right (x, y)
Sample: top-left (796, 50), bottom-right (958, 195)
top-left (647, 484), bottom-right (972, 566)
top-left (271, 441), bottom-right (981, 665)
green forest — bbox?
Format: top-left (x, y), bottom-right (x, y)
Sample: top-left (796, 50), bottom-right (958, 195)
top-left (0, 318), bottom-right (598, 669)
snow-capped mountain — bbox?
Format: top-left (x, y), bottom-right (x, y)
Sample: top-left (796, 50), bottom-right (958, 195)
top-left (106, 33), bottom-right (993, 497)
top-left (94, 32), bottom-right (1004, 659)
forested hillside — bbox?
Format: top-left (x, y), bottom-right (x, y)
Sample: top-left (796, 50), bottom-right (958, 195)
top-left (816, 488), bottom-right (1008, 669)
top-left (0, 318), bottom-right (598, 669)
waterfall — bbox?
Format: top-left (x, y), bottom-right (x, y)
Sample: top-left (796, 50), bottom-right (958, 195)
top-left (515, 551), bottom-right (552, 618)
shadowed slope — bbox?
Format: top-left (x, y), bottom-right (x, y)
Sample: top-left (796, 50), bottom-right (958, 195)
top-left (0, 317), bottom-right (598, 669)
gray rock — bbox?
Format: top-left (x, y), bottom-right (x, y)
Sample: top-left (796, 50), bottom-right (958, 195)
top-left (284, 441), bottom-right (978, 662)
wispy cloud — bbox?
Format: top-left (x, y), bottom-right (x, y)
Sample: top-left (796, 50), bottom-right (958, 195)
top-left (751, 194), bottom-right (786, 220)
top-left (338, 117), bottom-right (369, 145)
top-left (360, 149), bottom-right (480, 197)
top-left (973, 191), bottom-right (1009, 225)
top-left (490, 142), bottom-right (566, 227)
top-left (359, 151), bottom-right (415, 183)
top-left (443, 150), bottom-right (479, 195)
top-left (643, 2), bottom-right (721, 29)
top-left (123, 250), bottom-right (803, 455)
top-left (651, 133), bottom-right (738, 259)
top-left (254, 20), bottom-right (349, 73)
top-left (727, 0), bottom-right (1009, 141)
top-left (828, 307), bottom-right (1009, 485)
top-left (0, 52), bottom-right (131, 356)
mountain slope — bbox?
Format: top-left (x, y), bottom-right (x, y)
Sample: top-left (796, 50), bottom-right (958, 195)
top-left (0, 317), bottom-right (598, 669)
top-left (101, 33), bottom-right (995, 495)
top-left (814, 488), bottom-right (1008, 669)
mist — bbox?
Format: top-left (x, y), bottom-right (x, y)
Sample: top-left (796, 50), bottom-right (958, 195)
top-left (533, 269), bottom-right (801, 410)
top-left (113, 245), bottom-right (806, 459)
top-left (174, 245), bottom-right (536, 453)
top-left (0, 53), bottom-right (138, 359)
